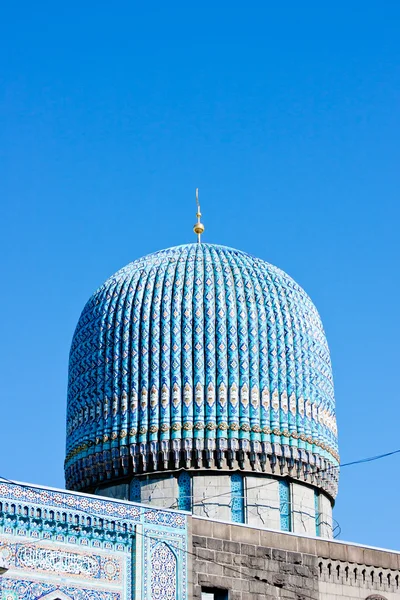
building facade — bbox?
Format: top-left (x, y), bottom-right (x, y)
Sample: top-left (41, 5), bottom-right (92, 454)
top-left (0, 234), bottom-right (398, 599)
top-left (1, 480), bottom-right (399, 599)
top-left (191, 517), bottom-right (400, 600)
top-left (0, 480), bottom-right (188, 600)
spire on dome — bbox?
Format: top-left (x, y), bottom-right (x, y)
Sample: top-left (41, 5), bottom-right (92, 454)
top-left (193, 188), bottom-right (205, 243)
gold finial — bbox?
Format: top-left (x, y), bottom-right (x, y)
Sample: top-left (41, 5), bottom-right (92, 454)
top-left (193, 187), bottom-right (205, 243)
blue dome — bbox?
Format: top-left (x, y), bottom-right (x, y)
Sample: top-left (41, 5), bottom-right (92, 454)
top-left (66, 243), bottom-right (339, 497)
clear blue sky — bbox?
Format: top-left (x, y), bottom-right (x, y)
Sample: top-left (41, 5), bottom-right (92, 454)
top-left (1, 1), bottom-right (399, 549)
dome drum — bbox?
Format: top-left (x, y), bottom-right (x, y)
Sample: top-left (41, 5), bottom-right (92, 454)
top-left (92, 471), bottom-right (335, 537)
top-left (66, 243), bottom-right (339, 503)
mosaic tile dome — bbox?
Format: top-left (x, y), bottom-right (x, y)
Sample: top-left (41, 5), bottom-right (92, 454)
top-left (65, 243), bottom-right (339, 497)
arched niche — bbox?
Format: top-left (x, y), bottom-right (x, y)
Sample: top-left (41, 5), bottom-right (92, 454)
top-left (151, 541), bottom-right (177, 599)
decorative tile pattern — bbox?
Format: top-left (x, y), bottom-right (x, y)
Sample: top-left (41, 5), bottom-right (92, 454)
top-left (0, 481), bottom-right (188, 600)
top-left (150, 541), bottom-right (177, 600)
top-left (130, 478), bottom-right (141, 503)
top-left (231, 474), bottom-right (244, 523)
top-left (0, 482), bottom-right (185, 530)
top-left (178, 473), bottom-right (191, 512)
top-left (142, 530), bottom-right (186, 600)
top-left (1, 579), bottom-right (120, 600)
top-left (279, 480), bottom-right (291, 532)
top-left (2, 542), bottom-right (120, 582)
top-left (315, 490), bottom-right (320, 537)
top-left (66, 243), bottom-right (339, 498)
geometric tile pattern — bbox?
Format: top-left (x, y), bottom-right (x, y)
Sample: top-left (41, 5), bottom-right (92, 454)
top-left (231, 474), bottom-right (244, 523)
top-left (0, 480), bottom-right (188, 600)
top-left (150, 540), bottom-right (176, 600)
top-left (65, 243), bottom-right (339, 497)
top-left (314, 490), bottom-right (320, 537)
top-left (0, 482), bottom-right (186, 530)
top-left (178, 473), bottom-right (191, 512)
top-left (0, 579), bottom-right (120, 600)
top-left (279, 479), bottom-right (291, 532)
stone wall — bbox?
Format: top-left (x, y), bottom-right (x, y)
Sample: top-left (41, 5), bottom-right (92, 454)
top-left (292, 482), bottom-right (316, 536)
top-left (138, 474), bottom-right (178, 508)
top-left (191, 517), bottom-right (320, 600)
top-left (193, 474), bottom-right (232, 521)
top-left (245, 476), bottom-right (280, 531)
top-left (190, 516), bottom-right (400, 600)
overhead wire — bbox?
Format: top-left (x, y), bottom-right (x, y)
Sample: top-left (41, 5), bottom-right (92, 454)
top-left (0, 464), bottom-right (395, 600)
top-left (179, 448), bottom-right (400, 508)
top-left (0, 475), bottom-right (335, 600)
top-left (1, 446), bottom-right (398, 538)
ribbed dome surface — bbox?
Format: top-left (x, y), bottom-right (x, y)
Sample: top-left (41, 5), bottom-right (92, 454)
top-left (66, 244), bottom-right (339, 497)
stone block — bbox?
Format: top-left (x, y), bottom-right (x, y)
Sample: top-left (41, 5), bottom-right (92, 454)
top-left (241, 543), bottom-right (257, 556)
top-left (291, 482), bottom-right (316, 536)
top-left (234, 554), bottom-right (249, 566)
top-left (346, 543), bottom-right (365, 565)
top-left (272, 548), bottom-right (287, 562)
top-left (271, 573), bottom-right (286, 587)
top-left (248, 556), bottom-right (267, 569)
top-left (223, 540), bottom-right (240, 553)
top-left (192, 535), bottom-right (203, 547)
top-left (318, 492), bottom-right (333, 538)
top-left (383, 550), bottom-right (399, 570)
top-left (194, 560), bottom-right (207, 574)
top-left (240, 565), bottom-right (256, 579)
top-left (207, 537), bottom-right (223, 551)
top-left (294, 564), bottom-right (310, 577)
top-left (296, 536), bottom-right (317, 555)
top-left (265, 561), bottom-right (280, 573)
top-left (245, 476), bottom-right (281, 530)
top-left (279, 563), bottom-right (296, 575)
top-left (226, 565), bottom-right (243, 580)
top-left (192, 517), bottom-right (213, 538)
top-left (301, 554), bottom-right (318, 568)
top-left (231, 524), bottom-right (261, 544)
top-left (193, 475), bottom-right (231, 521)
top-left (212, 521), bottom-right (232, 540)
top-left (217, 551), bottom-right (233, 565)
top-left (206, 561), bottom-right (224, 576)
top-left (192, 586), bottom-right (201, 600)
top-left (197, 573), bottom-right (232, 589)
top-left (287, 551), bottom-right (303, 564)
top-left (242, 593), bottom-right (260, 600)
top-left (260, 530), bottom-right (298, 551)
top-left (301, 553), bottom-right (317, 567)
top-left (139, 475), bottom-right (178, 508)
top-left (324, 541), bottom-right (347, 562)
top-left (196, 547), bottom-right (215, 561)
top-left (364, 548), bottom-right (387, 568)
top-left (249, 578), bottom-right (272, 594)
top-left (256, 545), bottom-right (272, 559)
top-left (315, 538), bottom-right (332, 559)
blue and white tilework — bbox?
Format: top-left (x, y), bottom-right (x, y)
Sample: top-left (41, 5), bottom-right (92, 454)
top-left (279, 480), bottom-right (291, 532)
top-left (66, 243), bottom-right (339, 498)
top-left (231, 474), bottom-right (244, 523)
top-left (314, 490), bottom-right (320, 537)
top-left (0, 481), bottom-right (188, 600)
top-left (177, 473), bottom-right (192, 512)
